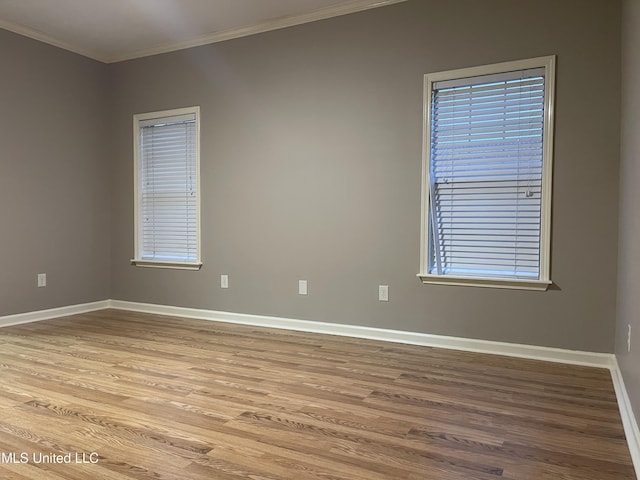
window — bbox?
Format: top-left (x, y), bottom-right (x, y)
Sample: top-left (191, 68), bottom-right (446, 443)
top-left (419, 57), bottom-right (555, 290)
top-left (131, 106), bottom-right (202, 270)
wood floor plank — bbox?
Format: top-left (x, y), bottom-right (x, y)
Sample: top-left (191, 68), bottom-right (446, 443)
top-left (0, 309), bottom-right (634, 479)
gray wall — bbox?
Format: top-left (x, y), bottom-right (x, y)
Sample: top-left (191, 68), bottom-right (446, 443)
top-left (109, 0), bottom-right (621, 352)
top-left (0, 29), bottom-right (111, 316)
top-left (616, 0), bottom-right (640, 427)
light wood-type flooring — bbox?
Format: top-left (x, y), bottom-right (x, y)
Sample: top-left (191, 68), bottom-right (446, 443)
top-left (0, 309), bottom-right (634, 479)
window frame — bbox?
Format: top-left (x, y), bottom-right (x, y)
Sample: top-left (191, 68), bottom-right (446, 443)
top-left (418, 56), bottom-right (556, 291)
top-left (131, 106), bottom-right (202, 271)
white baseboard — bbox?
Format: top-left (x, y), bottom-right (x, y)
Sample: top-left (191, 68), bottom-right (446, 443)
top-left (1, 298), bottom-right (637, 477)
top-left (108, 299), bottom-right (613, 369)
top-left (0, 300), bottom-right (110, 328)
top-left (611, 357), bottom-right (640, 475)
top-left (0, 299), bottom-right (612, 368)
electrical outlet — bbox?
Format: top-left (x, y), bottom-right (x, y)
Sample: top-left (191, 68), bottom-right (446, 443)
top-left (298, 280), bottom-right (308, 295)
top-left (628, 324), bottom-right (632, 353)
top-left (37, 273), bottom-right (46, 288)
top-left (379, 285), bottom-right (389, 302)
top-left (221, 274), bottom-right (229, 289)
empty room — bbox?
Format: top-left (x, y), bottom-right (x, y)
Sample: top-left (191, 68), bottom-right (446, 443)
top-left (1, 0), bottom-right (639, 478)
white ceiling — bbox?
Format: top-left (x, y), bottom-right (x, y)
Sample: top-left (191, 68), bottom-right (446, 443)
top-left (0, 0), bottom-right (404, 63)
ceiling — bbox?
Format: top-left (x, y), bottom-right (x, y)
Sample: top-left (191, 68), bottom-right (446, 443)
top-left (0, 0), bottom-right (404, 64)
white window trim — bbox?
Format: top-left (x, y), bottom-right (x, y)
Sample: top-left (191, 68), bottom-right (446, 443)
top-left (418, 56), bottom-right (556, 290)
top-left (131, 106), bottom-right (202, 271)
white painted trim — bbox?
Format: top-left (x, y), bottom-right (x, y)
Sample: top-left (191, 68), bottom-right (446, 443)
top-left (132, 106), bottom-right (201, 268)
top-left (0, 19), bottom-right (107, 62)
top-left (129, 260), bottom-right (203, 271)
top-left (610, 357), bottom-right (640, 477)
top-left (1, 299), bottom-right (637, 476)
top-left (0, 299), bottom-right (612, 370)
top-left (0, 300), bottom-right (110, 328)
top-left (104, 0), bottom-right (407, 63)
top-left (540, 55), bottom-right (556, 282)
top-left (0, 0), bottom-right (407, 64)
top-left (109, 300), bottom-right (612, 369)
top-left (418, 274), bottom-right (552, 291)
top-left (419, 55), bottom-right (556, 289)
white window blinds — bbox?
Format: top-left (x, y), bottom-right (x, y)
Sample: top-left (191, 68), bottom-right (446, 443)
top-left (136, 110), bottom-right (200, 265)
top-left (428, 67), bottom-right (546, 280)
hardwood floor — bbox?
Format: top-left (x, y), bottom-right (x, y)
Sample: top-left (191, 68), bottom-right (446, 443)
top-left (0, 309), bottom-right (634, 479)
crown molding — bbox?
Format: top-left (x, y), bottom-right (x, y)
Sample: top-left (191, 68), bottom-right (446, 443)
top-left (0, 0), bottom-right (407, 65)
top-left (0, 18), bottom-right (108, 63)
top-left (105, 0), bottom-right (406, 63)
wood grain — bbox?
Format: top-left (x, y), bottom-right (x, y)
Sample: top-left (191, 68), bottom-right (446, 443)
top-left (0, 309), bottom-right (634, 479)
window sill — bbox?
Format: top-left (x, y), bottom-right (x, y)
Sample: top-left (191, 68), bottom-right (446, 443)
top-left (131, 259), bottom-right (203, 271)
top-left (417, 274), bottom-right (551, 291)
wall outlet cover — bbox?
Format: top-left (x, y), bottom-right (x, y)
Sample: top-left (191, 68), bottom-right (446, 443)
top-left (379, 285), bottom-right (389, 302)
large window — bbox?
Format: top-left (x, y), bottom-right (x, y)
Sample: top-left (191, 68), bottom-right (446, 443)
top-left (131, 106), bottom-right (202, 270)
top-left (419, 57), bottom-right (555, 290)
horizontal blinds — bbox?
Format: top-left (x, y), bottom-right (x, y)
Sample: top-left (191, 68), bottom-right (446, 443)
top-left (429, 71), bottom-right (545, 279)
top-left (140, 113), bottom-right (197, 262)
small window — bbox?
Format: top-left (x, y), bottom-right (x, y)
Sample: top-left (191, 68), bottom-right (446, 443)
top-left (419, 57), bottom-right (555, 290)
top-left (131, 106), bottom-right (202, 270)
